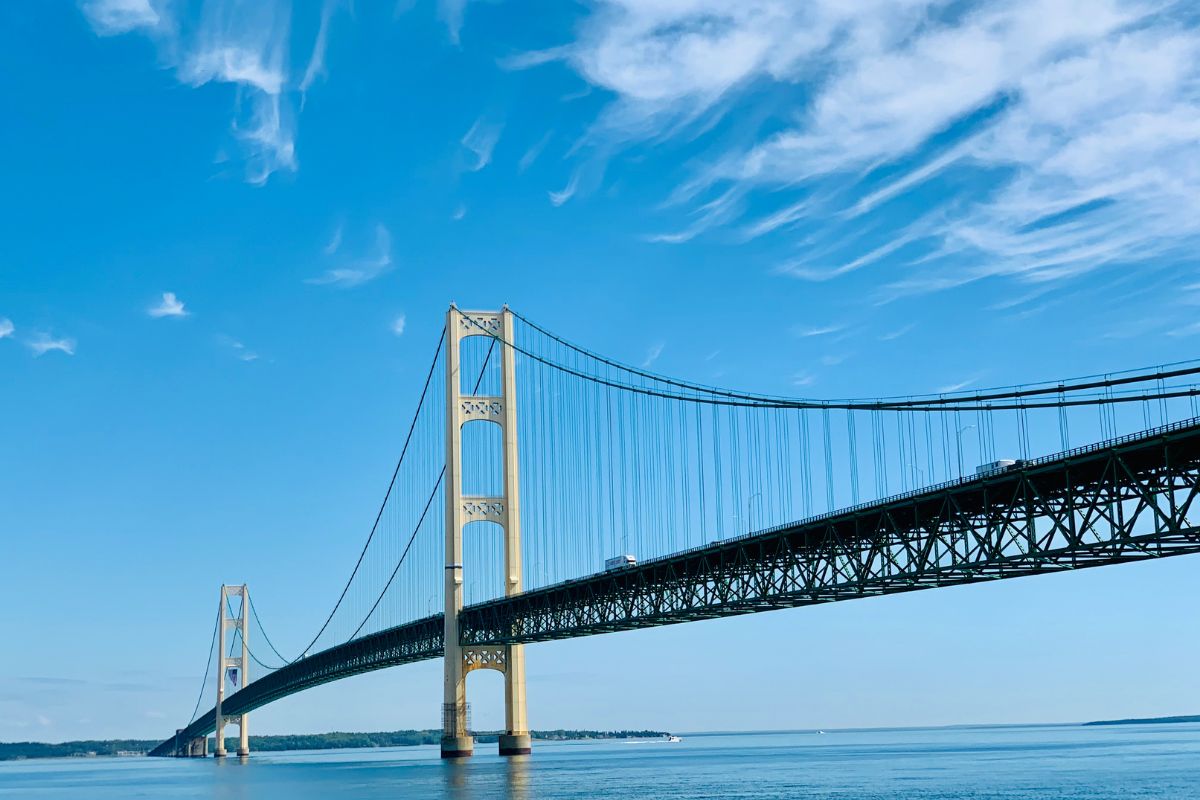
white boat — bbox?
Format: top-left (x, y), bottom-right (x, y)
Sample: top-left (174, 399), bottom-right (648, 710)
top-left (666, 735), bottom-right (682, 743)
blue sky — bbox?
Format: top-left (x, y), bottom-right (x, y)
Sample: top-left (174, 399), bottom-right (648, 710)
top-left (3, 0), bottom-right (1200, 742)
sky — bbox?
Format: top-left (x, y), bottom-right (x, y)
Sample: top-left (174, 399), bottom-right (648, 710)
top-left (3, 0), bottom-right (1200, 742)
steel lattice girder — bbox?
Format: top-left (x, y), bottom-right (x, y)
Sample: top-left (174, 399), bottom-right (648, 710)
top-left (151, 421), bottom-right (1200, 756)
top-left (458, 422), bottom-right (1200, 646)
top-left (149, 615), bottom-right (444, 756)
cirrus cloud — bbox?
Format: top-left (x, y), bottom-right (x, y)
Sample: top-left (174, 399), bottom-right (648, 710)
top-left (520, 0), bottom-right (1200, 306)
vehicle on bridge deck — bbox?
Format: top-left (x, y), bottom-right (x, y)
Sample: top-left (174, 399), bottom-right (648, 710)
top-left (975, 458), bottom-right (1027, 476)
top-left (605, 554), bottom-right (637, 571)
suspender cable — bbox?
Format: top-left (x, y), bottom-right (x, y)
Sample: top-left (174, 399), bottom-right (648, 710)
top-left (297, 328), bottom-right (446, 659)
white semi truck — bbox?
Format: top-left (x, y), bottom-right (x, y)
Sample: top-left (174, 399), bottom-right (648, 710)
top-left (605, 554), bottom-right (637, 571)
top-left (975, 459), bottom-right (1028, 476)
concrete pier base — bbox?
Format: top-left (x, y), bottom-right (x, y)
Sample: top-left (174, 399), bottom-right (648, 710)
top-left (181, 735), bottom-right (207, 758)
top-left (440, 735), bottom-right (474, 759)
top-left (498, 733), bottom-right (532, 756)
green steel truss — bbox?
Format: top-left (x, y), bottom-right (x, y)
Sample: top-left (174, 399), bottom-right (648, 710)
top-left (151, 615), bottom-right (443, 756)
top-left (460, 419), bottom-right (1200, 644)
top-left (152, 419), bottom-right (1200, 756)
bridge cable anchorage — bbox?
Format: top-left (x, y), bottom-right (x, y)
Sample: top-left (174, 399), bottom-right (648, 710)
top-left (469, 313), bottom-right (1200, 412)
top-left (344, 336), bottom-right (498, 642)
top-left (295, 326), bottom-right (447, 659)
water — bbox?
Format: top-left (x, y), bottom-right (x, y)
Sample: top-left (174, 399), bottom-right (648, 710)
top-left (3, 724), bottom-right (1200, 799)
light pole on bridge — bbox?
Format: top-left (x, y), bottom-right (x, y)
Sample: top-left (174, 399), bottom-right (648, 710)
top-left (955, 424), bottom-right (976, 477)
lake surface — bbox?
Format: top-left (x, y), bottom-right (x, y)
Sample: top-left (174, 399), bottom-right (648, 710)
top-left (3, 724), bottom-right (1200, 799)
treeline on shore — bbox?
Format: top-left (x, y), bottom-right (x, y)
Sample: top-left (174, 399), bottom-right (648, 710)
top-left (1083, 714), bottom-right (1200, 726)
top-left (0, 729), bottom-right (669, 760)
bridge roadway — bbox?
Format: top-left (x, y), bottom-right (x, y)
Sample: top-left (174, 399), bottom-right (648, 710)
top-left (151, 418), bottom-right (1200, 756)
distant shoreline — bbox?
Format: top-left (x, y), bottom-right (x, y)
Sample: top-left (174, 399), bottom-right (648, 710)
top-left (7, 716), bottom-right (1199, 761)
top-left (0, 729), bottom-right (669, 761)
top-left (1083, 714), bottom-right (1200, 727)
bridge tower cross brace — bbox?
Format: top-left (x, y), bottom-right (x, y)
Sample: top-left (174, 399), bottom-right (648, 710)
top-left (214, 584), bottom-right (250, 758)
top-left (441, 305), bottom-right (531, 759)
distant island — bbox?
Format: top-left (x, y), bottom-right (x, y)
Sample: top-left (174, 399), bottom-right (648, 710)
top-left (0, 729), bottom-right (669, 761)
top-left (1084, 715), bottom-right (1200, 727)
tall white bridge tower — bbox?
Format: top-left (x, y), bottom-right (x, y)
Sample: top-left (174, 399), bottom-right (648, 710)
top-left (441, 305), bottom-right (530, 758)
top-left (214, 583), bottom-right (250, 758)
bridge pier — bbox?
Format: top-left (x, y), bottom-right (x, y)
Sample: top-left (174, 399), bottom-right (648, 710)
top-left (174, 730), bottom-right (208, 757)
top-left (498, 733), bottom-right (532, 757)
top-left (442, 306), bottom-right (531, 758)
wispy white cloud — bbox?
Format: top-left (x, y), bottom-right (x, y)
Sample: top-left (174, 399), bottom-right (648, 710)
top-left (81, 0), bottom-right (298, 184)
top-left (791, 370), bottom-right (816, 387)
top-left (775, 229), bottom-right (921, 282)
top-left (937, 377), bottom-right (980, 394)
top-left (451, 204), bottom-right (467, 221)
top-left (792, 324), bottom-right (842, 338)
top-left (27, 334), bottom-right (76, 357)
top-left (461, 118), bottom-right (504, 172)
top-left (646, 187), bottom-right (742, 244)
top-left (641, 341), bottom-right (664, 368)
top-left (1168, 321), bottom-right (1200, 338)
top-left (846, 138), bottom-right (980, 219)
top-left (0, 318), bottom-right (13, 340)
top-left (307, 223), bottom-right (392, 287)
top-left (878, 323), bottom-right (915, 341)
top-left (299, 0), bottom-right (340, 105)
top-left (219, 336), bottom-right (259, 362)
top-left (323, 222), bottom-right (343, 255)
top-left (740, 196), bottom-right (817, 241)
top-left (538, 0), bottom-right (1200, 304)
top-left (392, 314), bottom-right (407, 336)
top-left (549, 170), bottom-right (581, 207)
top-left (182, 1), bottom-right (295, 185)
top-left (80, 0), bottom-right (162, 36)
top-left (147, 291), bottom-right (189, 318)
top-left (438, 0), bottom-right (470, 44)
top-left (518, 131), bottom-right (554, 173)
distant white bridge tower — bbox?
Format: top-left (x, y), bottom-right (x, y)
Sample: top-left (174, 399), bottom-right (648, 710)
top-left (441, 305), bottom-right (530, 758)
top-left (214, 583), bottom-right (250, 758)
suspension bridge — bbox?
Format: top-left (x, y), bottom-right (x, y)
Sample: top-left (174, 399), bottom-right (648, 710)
top-left (151, 305), bottom-right (1200, 759)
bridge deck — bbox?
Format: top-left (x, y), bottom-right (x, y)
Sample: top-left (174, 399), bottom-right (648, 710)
top-left (151, 419), bottom-right (1200, 755)
top-left (461, 417), bottom-right (1200, 644)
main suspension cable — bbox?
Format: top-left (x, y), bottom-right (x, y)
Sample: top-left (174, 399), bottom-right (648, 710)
top-left (247, 594), bottom-right (291, 667)
top-left (186, 607), bottom-right (220, 725)
top-left (514, 307), bottom-right (1200, 407)
top-left (296, 327), bottom-right (446, 659)
top-left (343, 338), bottom-right (498, 642)
top-left (476, 315), bottom-right (1200, 412)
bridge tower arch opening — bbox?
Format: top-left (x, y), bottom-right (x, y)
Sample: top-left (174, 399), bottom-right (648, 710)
top-left (442, 305), bottom-right (530, 759)
top-left (214, 584), bottom-right (250, 758)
